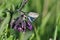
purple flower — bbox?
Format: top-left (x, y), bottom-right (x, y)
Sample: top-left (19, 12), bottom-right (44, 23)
top-left (18, 27), bottom-right (23, 32)
top-left (22, 21), bottom-right (26, 30)
top-left (10, 14), bottom-right (33, 32)
top-left (26, 20), bottom-right (33, 30)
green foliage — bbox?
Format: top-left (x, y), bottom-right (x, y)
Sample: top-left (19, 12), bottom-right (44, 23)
top-left (0, 0), bottom-right (60, 40)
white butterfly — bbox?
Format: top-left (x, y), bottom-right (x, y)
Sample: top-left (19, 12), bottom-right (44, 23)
top-left (28, 12), bottom-right (39, 22)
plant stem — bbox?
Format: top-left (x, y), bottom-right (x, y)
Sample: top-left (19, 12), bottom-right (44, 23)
top-left (42, 0), bottom-right (48, 18)
top-left (17, 0), bottom-right (28, 11)
top-left (53, 26), bottom-right (57, 40)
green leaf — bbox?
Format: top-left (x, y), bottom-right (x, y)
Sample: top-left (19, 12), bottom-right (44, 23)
top-left (19, 31), bottom-right (33, 40)
top-left (6, 35), bottom-right (13, 40)
top-left (0, 12), bottom-right (10, 35)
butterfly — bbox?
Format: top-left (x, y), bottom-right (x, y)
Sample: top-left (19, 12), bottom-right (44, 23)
top-left (28, 12), bottom-right (39, 22)
top-left (10, 12), bottom-right (39, 32)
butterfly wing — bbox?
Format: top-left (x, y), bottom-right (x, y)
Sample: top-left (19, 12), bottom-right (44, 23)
top-left (28, 12), bottom-right (39, 22)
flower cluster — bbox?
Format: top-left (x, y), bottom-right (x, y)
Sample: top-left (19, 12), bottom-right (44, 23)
top-left (10, 13), bottom-right (33, 32)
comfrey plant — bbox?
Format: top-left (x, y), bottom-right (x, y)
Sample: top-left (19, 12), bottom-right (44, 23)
top-left (10, 0), bottom-right (39, 32)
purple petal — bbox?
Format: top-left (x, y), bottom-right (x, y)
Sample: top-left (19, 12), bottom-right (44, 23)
top-left (22, 21), bottom-right (26, 28)
top-left (18, 27), bottom-right (23, 32)
top-left (15, 19), bottom-right (22, 24)
top-left (14, 24), bottom-right (19, 30)
top-left (21, 21), bottom-right (26, 31)
top-left (26, 20), bottom-right (33, 30)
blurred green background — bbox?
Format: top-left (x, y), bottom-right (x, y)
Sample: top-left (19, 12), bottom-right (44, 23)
top-left (0, 0), bottom-right (60, 40)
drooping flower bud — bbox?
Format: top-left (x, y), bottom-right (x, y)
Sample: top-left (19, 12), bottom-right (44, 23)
top-left (26, 20), bottom-right (33, 30)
